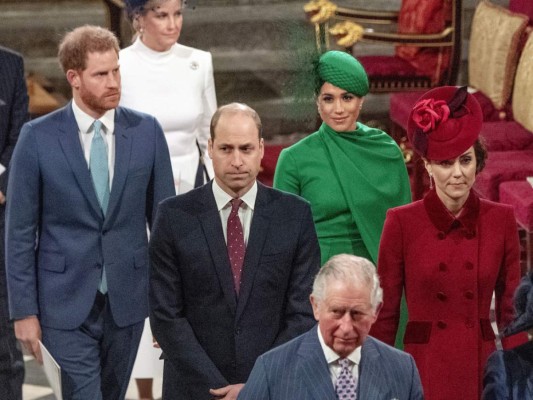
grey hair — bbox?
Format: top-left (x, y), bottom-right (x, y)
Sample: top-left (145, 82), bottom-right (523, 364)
top-left (312, 254), bottom-right (383, 310)
top-left (210, 102), bottom-right (262, 140)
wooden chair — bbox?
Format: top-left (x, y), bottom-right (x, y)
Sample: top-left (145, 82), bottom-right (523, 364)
top-left (305, 0), bottom-right (462, 93)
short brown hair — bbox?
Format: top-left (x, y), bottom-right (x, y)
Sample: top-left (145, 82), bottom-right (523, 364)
top-left (58, 25), bottom-right (119, 73)
top-left (210, 103), bottom-right (262, 140)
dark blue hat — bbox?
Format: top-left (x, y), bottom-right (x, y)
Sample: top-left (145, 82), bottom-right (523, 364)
top-left (124, 0), bottom-right (147, 13)
top-left (503, 272), bottom-right (533, 337)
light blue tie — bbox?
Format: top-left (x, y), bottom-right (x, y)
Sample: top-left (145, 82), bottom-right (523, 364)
top-left (90, 120), bottom-right (109, 294)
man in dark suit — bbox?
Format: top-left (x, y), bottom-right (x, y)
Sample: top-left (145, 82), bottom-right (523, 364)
top-left (149, 102), bottom-right (321, 400)
top-left (5, 26), bottom-right (174, 399)
top-left (0, 45), bottom-right (28, 400)
top-left (239, 254), bottom-right (424, 400)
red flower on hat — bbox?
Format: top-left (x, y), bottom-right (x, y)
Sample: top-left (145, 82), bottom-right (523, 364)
top-left (412, 99), bottom-right (450, 133)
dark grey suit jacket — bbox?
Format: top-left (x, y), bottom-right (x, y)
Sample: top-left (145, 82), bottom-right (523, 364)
top-left (0, 46), bottom-right (28, 195)
top-left (149, 181), bottom-right (321, 399)
top-left (239, 326), bottom-right (424, 400)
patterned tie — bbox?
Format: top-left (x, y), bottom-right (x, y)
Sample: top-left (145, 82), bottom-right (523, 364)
top-left (227, 198), bottom-right (245, 294)
top-left (90, 120), bottom-right (110, 294)
top-left (336, 358), bottom-right (357, 399)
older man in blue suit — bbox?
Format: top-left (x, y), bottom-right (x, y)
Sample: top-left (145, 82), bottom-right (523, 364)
top-left (0, 45), bottom-right (28, 400)
top-left (239, 254), bottom-right (424, 400)
top-left (5, 26), bottom-right (174, 400)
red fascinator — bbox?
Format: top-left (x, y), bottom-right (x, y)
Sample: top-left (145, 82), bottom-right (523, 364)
top-left (407, 86), bottom-right (482, 160)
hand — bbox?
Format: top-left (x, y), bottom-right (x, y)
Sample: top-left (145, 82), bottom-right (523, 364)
top-left (0, 191), bottom-right (5, 205)
top-left (209, 383), bottom-right (244, 400)
top-left (14, 316), bottom-right (43, 364)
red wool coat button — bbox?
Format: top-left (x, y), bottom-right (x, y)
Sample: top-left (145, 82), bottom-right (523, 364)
top-left (437, 231), bottom-right (446, 240)
top-left (437, 320), bottom-right (447, 329)
top-left (464, 261), bottom-right (474, 270)
top-left (437, 292), bottom-right (447, 301)
top-left (464, 290), bottom-right (474, 299)
top-left (439, 262), bottom-right (447, 271)
top-left (465, 318), bottom-right (475, 328)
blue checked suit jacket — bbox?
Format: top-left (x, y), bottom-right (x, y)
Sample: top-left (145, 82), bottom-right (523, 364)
top-left (238, 326), bottom-right (424, 400)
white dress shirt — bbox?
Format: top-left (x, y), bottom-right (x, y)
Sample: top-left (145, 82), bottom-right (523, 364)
top-left (71, 100), bottom-right (116, 190)
top-left (212, 179), bottom-right (257, 245)
top-left (317, 327), bottom-right (361, 388)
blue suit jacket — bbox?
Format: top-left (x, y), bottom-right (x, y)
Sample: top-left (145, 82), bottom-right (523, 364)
top-left (0, 46), bottom-right (28, 195)
top-left (149, 181), bottom-right (321, 399)
top-left (6, 103), bottom-right (174, 329)
top-left (238, 326), bottom-right (424, 400)
top-left (483, 341), bottom-right (533, 400)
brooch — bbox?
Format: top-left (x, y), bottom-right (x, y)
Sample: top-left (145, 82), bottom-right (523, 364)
top-left (190, 61), bottom-right (199, 70)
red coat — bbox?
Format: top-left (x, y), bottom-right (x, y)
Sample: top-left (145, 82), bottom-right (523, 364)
top-left (371, 189), bottom-right (521, 400)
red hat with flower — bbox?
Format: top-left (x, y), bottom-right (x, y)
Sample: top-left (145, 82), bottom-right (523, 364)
top-left (407, 86), bottom-right (482, 160)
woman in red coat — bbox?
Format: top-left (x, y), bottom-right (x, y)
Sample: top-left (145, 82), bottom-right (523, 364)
top-left (371, 86), bottom-right (522, 400)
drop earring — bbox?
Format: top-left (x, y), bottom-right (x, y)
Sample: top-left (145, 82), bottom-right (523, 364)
top-left (429, 172), bottom-right (433, 190)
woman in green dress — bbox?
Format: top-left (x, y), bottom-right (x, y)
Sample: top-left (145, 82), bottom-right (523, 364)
top-left (274, 51), bottom-right (411, 266)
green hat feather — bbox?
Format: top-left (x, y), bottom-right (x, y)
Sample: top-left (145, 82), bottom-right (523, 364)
top-left (317, 51), bottom-right (369, 97)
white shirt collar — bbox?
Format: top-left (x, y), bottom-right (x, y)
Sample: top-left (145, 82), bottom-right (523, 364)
top-left (71, 99), bottom-right (115, 134)
top-left (317, 326), bottom-right (362, 366)
top-left (212, 179), bottom-right (257, 211)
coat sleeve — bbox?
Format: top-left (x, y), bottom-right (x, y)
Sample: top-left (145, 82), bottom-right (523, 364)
top-left (198, 52), bottom-right (216, 154)
top-left (149, 203), bottom-right (228, 396)
top-left (371, 209), bottom-right (405, 345)
top-left (497, 207), bottom-right (528, 348)
top-left (1, 53), bottom-right (28, 194)
top-left (5, 123), bottom-right (40, 319)
top-left (408, 354), bottom-right (424, 400)
top-left (273, 202), bottom-right (321, 346)
top-left (482, 350), bottom-right (509, 400)
top-left (273, 148), bottom-right (301, 195)
top-left (145, 118), bottom-right (174, 228)
top-left (237, 356), bottom-right (271, 400)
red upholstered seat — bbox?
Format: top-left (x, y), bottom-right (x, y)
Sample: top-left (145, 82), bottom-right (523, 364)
top-left (389, 92), bottom-right (423, 129)
top-left (481, 121), bottom-right (533, 152)
top-left (500, 181), bottom-right (533, 231)
top-left (257, 144), bottom-right (287, 187)
top-left (475, 150), bottom-right (533, 201)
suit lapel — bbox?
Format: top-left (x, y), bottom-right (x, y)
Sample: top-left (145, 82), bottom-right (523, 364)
top-left (235, 183), bottom-right (271, 320)
top-left (104, 108), bottom-right (132, 227)
top-left (198, 183), bottom-right (237, 314)
top-left (57, 104), bottom-right (102, 219)
top-left (358, 337), bottom-right (387, 399)
top-left (298, 328), bottom-right (337, 400)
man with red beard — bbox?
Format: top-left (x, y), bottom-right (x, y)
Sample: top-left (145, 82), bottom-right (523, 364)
top-left (5, 25), bottom-right (174, 400)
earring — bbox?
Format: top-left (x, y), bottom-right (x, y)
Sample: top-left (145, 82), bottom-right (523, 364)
top-left (429, 172), bottom-right (433, 190)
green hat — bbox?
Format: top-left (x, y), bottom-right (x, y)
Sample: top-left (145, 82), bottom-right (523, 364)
top-left (317, 51), bottom-right (369, 97)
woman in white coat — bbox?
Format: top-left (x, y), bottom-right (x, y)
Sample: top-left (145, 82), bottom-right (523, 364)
top-left (121, 0), bottom-right (216, 195)
top-left (120, 0), bottom-right (217, 398)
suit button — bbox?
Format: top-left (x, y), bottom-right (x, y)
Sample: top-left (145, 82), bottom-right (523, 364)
top-left (464, 261), bottom-right (474, 270)
top-left (465, 318), bottom-right (474, 328)
top-left (464, 290), bottom-right (474, 300)
top-left (436, 292), bottom-right (447, 301)
top-left (437, 231), bottom-right (446, 240)
top-left (95, 263), bottom-right (102, 269)
top-left (437, 320), bottom-right (447, 329)
top-left (235, 328), bottom-right (241, 335)
top-left (439, 262), bottom-right (447, 272)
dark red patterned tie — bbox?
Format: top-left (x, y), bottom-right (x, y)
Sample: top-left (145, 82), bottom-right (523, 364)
top-left (227, 198), bottom-right (245, 294)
